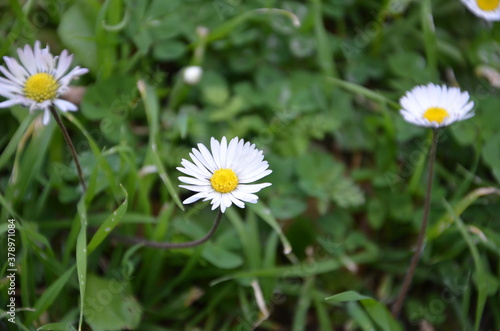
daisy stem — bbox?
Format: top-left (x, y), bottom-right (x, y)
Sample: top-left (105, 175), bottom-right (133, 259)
top-left (111, 210), bottom-right (223, 249)
top-left (392, 128), bottom-right (439, 318)
top-left (49, 106), bottom-right (87, 192)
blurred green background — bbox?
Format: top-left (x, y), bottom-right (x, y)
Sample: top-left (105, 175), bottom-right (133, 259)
top-left (0, 0), bottom-right (500, 330)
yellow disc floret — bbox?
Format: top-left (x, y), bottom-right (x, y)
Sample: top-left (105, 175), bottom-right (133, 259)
top-left (211, 169), bottom-right (238, 193)
top-left (24, 73), bottom-right (58, 103)
top-left (477, 0), bottom-right (500, 11)
top-left (423, 107), bottom-right (449, 124)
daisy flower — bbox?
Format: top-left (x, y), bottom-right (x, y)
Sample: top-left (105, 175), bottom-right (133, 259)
top-left (0, 41), bottom-right (88, 125)
top-left (178, 137), bottom-right (272, 213)
top-left (461, 0), bottom-right (500, 21)
top-left (399, 83), bottom-right (474, 128)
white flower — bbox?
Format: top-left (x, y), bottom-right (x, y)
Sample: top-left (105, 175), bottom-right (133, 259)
top-left (178, 137), bottom-right (272, 213)
top-left (183, 66), bottom-right (203, 85)
top-left (0, 41), bottom-right (88, 125)
top-left (461, 0), bottom-right (500, 21)
top-left (399, 83), bottom-right (474, 128)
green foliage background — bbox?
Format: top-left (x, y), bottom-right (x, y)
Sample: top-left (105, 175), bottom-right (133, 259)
top-left (0, 0), bottom-right (499, 330)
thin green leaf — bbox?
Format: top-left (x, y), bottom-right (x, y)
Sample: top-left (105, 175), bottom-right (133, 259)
top-left (326, 76), bottom-right (400, 110)
top-left (0, 113), bottom-right (35, 169)
top-left (445, 200), bottom-right (487, 331)
top-left (292, 277), bottom-right (314, 331)
top-left (248, 203), bottom-right (292, 255)
top-left (86, 184), bottom-right (129, 255)
top-left (25, 266), bottom-right (75, 325)
top-left (427, 187), bottom-right (500, 241)
top-left (37, 323), bottom-right (77, 331)
top-left (76, 199), bottom-right (88, 331)
top-left (138, 79), bottom-right (184, 210)
top-left (326, 291), bottom-right (401, 331)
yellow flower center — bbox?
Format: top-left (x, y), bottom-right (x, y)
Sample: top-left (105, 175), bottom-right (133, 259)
top-left (24, 73), bottom-right (58, 103)
top-left (210, 169), bottom-right (238, 193)
top-left (476, 0), bottom-right (500, 11)
top-left (423, 107), bottom-right (449, 124)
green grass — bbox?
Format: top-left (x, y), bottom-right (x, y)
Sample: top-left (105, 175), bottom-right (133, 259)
top-left (1, 0), bottom-right (500, 330)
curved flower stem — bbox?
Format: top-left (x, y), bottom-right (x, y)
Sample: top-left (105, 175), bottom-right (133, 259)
top-left (49, 106), bottom-right (86, 192)
top-left (112, 210), bottom-right (223, 249)
top-left (392, 129), bottom-right (439, 318)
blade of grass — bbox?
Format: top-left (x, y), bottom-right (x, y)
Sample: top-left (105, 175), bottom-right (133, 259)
top-left (75, 159), bottom-right (100, 331)
top-left (346, 301), bottom-right (376, 331)
top-left (226, 208), bottom-right (261, 270)
top-left (0, 113), bottom-right (35, 169)
top-left (292, 276), bottom-right (314, 331)
top-left (76, 198), bottom-right (88, 331)
top-left (420, 0), bottom-right (437, 81)
top-left (86, 184), bottom-right (128, 255)
top-left (137, 80), bottom-right (184, 211)
top-left (248, 203), bottom-right (291, 255)
top-left (326, 76), bottom-right (400, 110)
top-left (313, 289), bottom-right (333, 331)
top-left (204, 8), bottom-right (300, 44)
top-left (210, 247), bottom-right (378, 286)
top-left (25, 266), bottom-right (75, 325)
top-left (444, 200), bottom-right (487, 331)
top-left (310, 0), bottom-right (337, 77)
top-left (37, 323), bottom-right (77, 331)
top-left (427, 187), bottom-right (500, 241)
top-left (326, 291), bottom-right (401, 331)
top-left (10, 121), bottom-right (55, 208)
top-left (63, 112), bottom-right (122, 200)
top-left (408, 129), bottom-right (433, 194)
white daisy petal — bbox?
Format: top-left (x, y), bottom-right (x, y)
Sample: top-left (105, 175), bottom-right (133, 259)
top-left (179, 158), bottom-right (211, 179)
top-left (232, 190), bottom-right (259, 204)
top-left (179, 184), bottom-right (212, 192)
top-left (42, 109), bottom-right (51, 125)
top-left (461, 0), bottom-right (500, 21)
top-left (399, 83), bottom-right (474, 128)
top-left (183, 193), bottom-right (207, 205)
top-left (54, 99), bottom-right (78, 112)
top-left (0, 41), bottom-right (88, 125)
top-left (0, 98), bottom-right (22, 108)
top-left (54, 50), bottom-right (73, 79)
top-left (219, 136), bottom-right (228, 168)
top-left (0, 65), bottom-right (22, 85)
top-left (187, 153), bottom-right (212, 177)
top-left (178, 137), bottom-right (272, 213)
top-left (237, 183), bottom-right (272, 193)
top-left (228, 193), bottom-right (245, 208)
top-left (225, 136), bottom-right (239, 168)
top-left (197, 143), bottom-right (218, 171)
top-left (178, 176), bottom-right (209, 186)
top-left (210, 137), bottom-right (222, 169)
